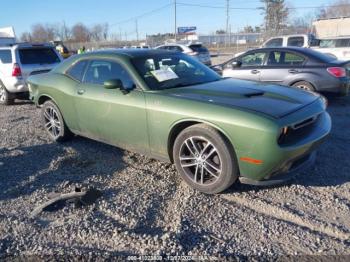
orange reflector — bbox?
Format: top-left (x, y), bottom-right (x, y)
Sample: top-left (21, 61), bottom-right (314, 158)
top-left (240, 157), bottom-right (263, 165)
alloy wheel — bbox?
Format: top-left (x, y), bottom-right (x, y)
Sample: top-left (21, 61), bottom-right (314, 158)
top-left (43, 106), bottom-right (62, 139)
top-left (296, 84), bottom-right (311, 91)
top-left (179, 136), bottom-right (222, 185)
top-left (0, 84), bottom-right (5, 102)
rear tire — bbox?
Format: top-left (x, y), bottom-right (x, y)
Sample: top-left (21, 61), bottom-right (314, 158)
top-left (173, 124), bottom-right (239, 194)
top-left (292, 81), bottom-right (315, 92)
top-left (0, 81), bottom-right (15, 105)
top-left (42, 100), bottom-right (72, 142)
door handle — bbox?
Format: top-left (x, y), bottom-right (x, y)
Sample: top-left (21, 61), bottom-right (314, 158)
top-left (251, 69), bottom-right (260, 74)
top-left (288, 69), bottom-right (299, 74)
top-left (77, 89), bottom-right (85, 95)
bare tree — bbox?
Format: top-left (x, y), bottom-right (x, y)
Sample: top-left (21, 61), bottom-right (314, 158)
top-left (20, 32), bottom-right (32, 42)
top-left (260, 0), bottom-right (289, 37)
top-left (51, 22), bottom-right (71, 42)
top-left (71, 23), bottom-right (90, 42)
top-left (90, 24), bottom-right (103, 41)
top-left (30, 23), bottom-right (56, 42)
top-left (90, 23), bottom-right (109, 41)
top-left (317, 0), bottom-right (350, 19)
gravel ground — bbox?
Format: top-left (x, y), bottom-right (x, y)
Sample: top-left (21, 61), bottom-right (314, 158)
top-left (0, 94), bottom-right (350, 260)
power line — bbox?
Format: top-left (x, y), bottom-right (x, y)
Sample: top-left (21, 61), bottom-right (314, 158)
top-left (177, 2), bottom-right (350, 11)
top-left (110, 3), bottom-right (173, 27)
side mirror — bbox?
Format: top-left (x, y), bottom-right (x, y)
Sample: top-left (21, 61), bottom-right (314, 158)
top-left (231, 61), bottom-right (242, 68)
top-left (104, 79), bottom-right (123, 89)
top-left (210, 65), bottom-right (223, 74)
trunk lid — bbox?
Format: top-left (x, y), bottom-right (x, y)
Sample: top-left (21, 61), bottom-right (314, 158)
top-left (17, 47), bottom-right (61, 80)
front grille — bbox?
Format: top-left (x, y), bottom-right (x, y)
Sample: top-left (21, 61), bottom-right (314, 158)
top-left (30, 69), bottom-right (50, 75)
top-left (278, 114), bottom-right (320, 146)
top-left (291, 116), bottom-right (317, 130)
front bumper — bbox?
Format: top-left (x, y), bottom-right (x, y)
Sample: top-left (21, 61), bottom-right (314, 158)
top-left (236, 100), bottom-right (331, 184)
top-left (239, 151), bottom-right (316, 186)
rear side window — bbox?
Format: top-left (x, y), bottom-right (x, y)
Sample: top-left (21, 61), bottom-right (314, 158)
top-left (168, 46), bottom-right (183, 52)
top-left (267, 51), bottom-right (305, 66)
top-left (0, 50), bottom-right (12, 64)
top-left (287, 37), bottom-right (304, 47)
top-left (265, 38), bottom-right (283, 47)
top-left (66, 60), bottom-right (88, 81)
top-left (319, 39), bottom-right (335, 48)
top-left (18, 48), bottom-right (60, 65)
top-left (189, 44), bottom-right (208, 53)
top-left (335, 39), bottom-right (350, 47)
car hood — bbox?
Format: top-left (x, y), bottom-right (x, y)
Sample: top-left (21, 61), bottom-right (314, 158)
top-left (163, 78), bottom-right (320, 119)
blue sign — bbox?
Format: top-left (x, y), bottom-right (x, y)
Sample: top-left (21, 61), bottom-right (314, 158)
top-left (178, 26), bottom-right (197, 35)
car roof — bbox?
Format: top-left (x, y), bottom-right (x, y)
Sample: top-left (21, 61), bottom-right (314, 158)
top-left (82, 48), bottom-right (179, 58)
top-left (240, 46), bottom-right (337, 63)
top-left (267, 34), bottom-right (308, 39)
top-left (248, 46), bottom-right (308, 52)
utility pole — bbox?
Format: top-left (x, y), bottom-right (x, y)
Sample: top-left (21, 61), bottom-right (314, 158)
top-left (174, 0), bottom-right (177, 41)
top-left (225, 0), bottom-right (230, 47)
top-left (136, 19), bottom-right (139, 43)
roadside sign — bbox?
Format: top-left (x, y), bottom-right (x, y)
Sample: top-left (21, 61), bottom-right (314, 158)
top-left (178, 26), bottom-right (197, 35)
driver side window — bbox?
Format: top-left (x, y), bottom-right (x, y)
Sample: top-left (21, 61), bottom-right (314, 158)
top-left (83, 60), bottom-right (134, 88)
top-left (240, 52), bottom-right (266, 67)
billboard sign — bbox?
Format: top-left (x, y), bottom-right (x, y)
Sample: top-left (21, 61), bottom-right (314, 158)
top-left (178, 26), bottom-right (197, 35)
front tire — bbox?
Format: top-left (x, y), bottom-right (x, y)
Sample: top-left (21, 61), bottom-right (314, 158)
top-left (0, 81), bottom-right (14, 105)
top-left (173, 124), bottom-right (239, 194)
top-left (42, 100), bottom-right (72, 142)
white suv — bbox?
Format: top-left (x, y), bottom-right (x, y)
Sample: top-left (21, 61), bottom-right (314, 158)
top-left (0, 43), bottom-right (62, 105)
top-left (155, 43), bottom-right (212, 66)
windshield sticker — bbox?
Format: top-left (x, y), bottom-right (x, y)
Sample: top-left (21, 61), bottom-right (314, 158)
top-left (151, 68), bottom-right (178, 82)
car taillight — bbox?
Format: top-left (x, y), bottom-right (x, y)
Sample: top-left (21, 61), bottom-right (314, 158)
top-left (12, 63), bottom-right (22, 77)
top-left (327, 67), bottom-right (346, 78)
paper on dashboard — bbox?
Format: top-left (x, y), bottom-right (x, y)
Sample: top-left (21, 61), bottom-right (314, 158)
top-left (151, 68), bottom-right (179, 82)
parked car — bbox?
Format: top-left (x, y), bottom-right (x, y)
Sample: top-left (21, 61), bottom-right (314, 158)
top-left (262, 34), bottom-right (319, 48)
top-left (50, 40), bottom-right (71, 59)
top-left (212, 47), bottom-right (350, 96)
top-left (155, 43), bottom-right (212, 66)
top-left (262, 34), bottom-right (350, 61)
top-left (313, 37), bottom-right (350, 61)
top-left (28, 49), bottom-right (330, 194)
top-left (0, 42), bottom-right (63, 105)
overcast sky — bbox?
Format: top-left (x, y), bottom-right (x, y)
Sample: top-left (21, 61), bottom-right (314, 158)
top-left (2, 0), bottom-right (334, 39)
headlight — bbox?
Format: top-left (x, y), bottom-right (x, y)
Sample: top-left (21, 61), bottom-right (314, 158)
top-left (278, 126), bottom-right (289, 144)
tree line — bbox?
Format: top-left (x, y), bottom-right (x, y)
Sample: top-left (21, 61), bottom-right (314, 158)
top-left (216, 0), bottom-right (350, 37)
top-left (20, 0), bottom-right (350, 43)
top-left (20, 22), bottom-right (109, 43)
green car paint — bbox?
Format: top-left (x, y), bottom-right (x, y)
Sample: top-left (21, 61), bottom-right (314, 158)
top-left (28, 50), bottom-right (331, 183)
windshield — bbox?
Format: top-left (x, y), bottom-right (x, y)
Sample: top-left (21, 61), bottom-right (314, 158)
top-left (132, 53), bottom-right (221, 90)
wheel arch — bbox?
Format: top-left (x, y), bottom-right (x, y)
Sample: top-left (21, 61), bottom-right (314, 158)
top-left (37, 94), bottom-right (57, 106)
top-left (167, 119), bottom-right (234, 163)
top-left (288, 79), bottom-right (317, 91)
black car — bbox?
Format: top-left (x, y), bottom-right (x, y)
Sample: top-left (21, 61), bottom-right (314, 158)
top-left (212, 47), bottom-right (350, 96)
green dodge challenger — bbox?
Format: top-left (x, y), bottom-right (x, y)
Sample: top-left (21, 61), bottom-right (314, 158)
top-left (28, 49), bottom-right (331, 194)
